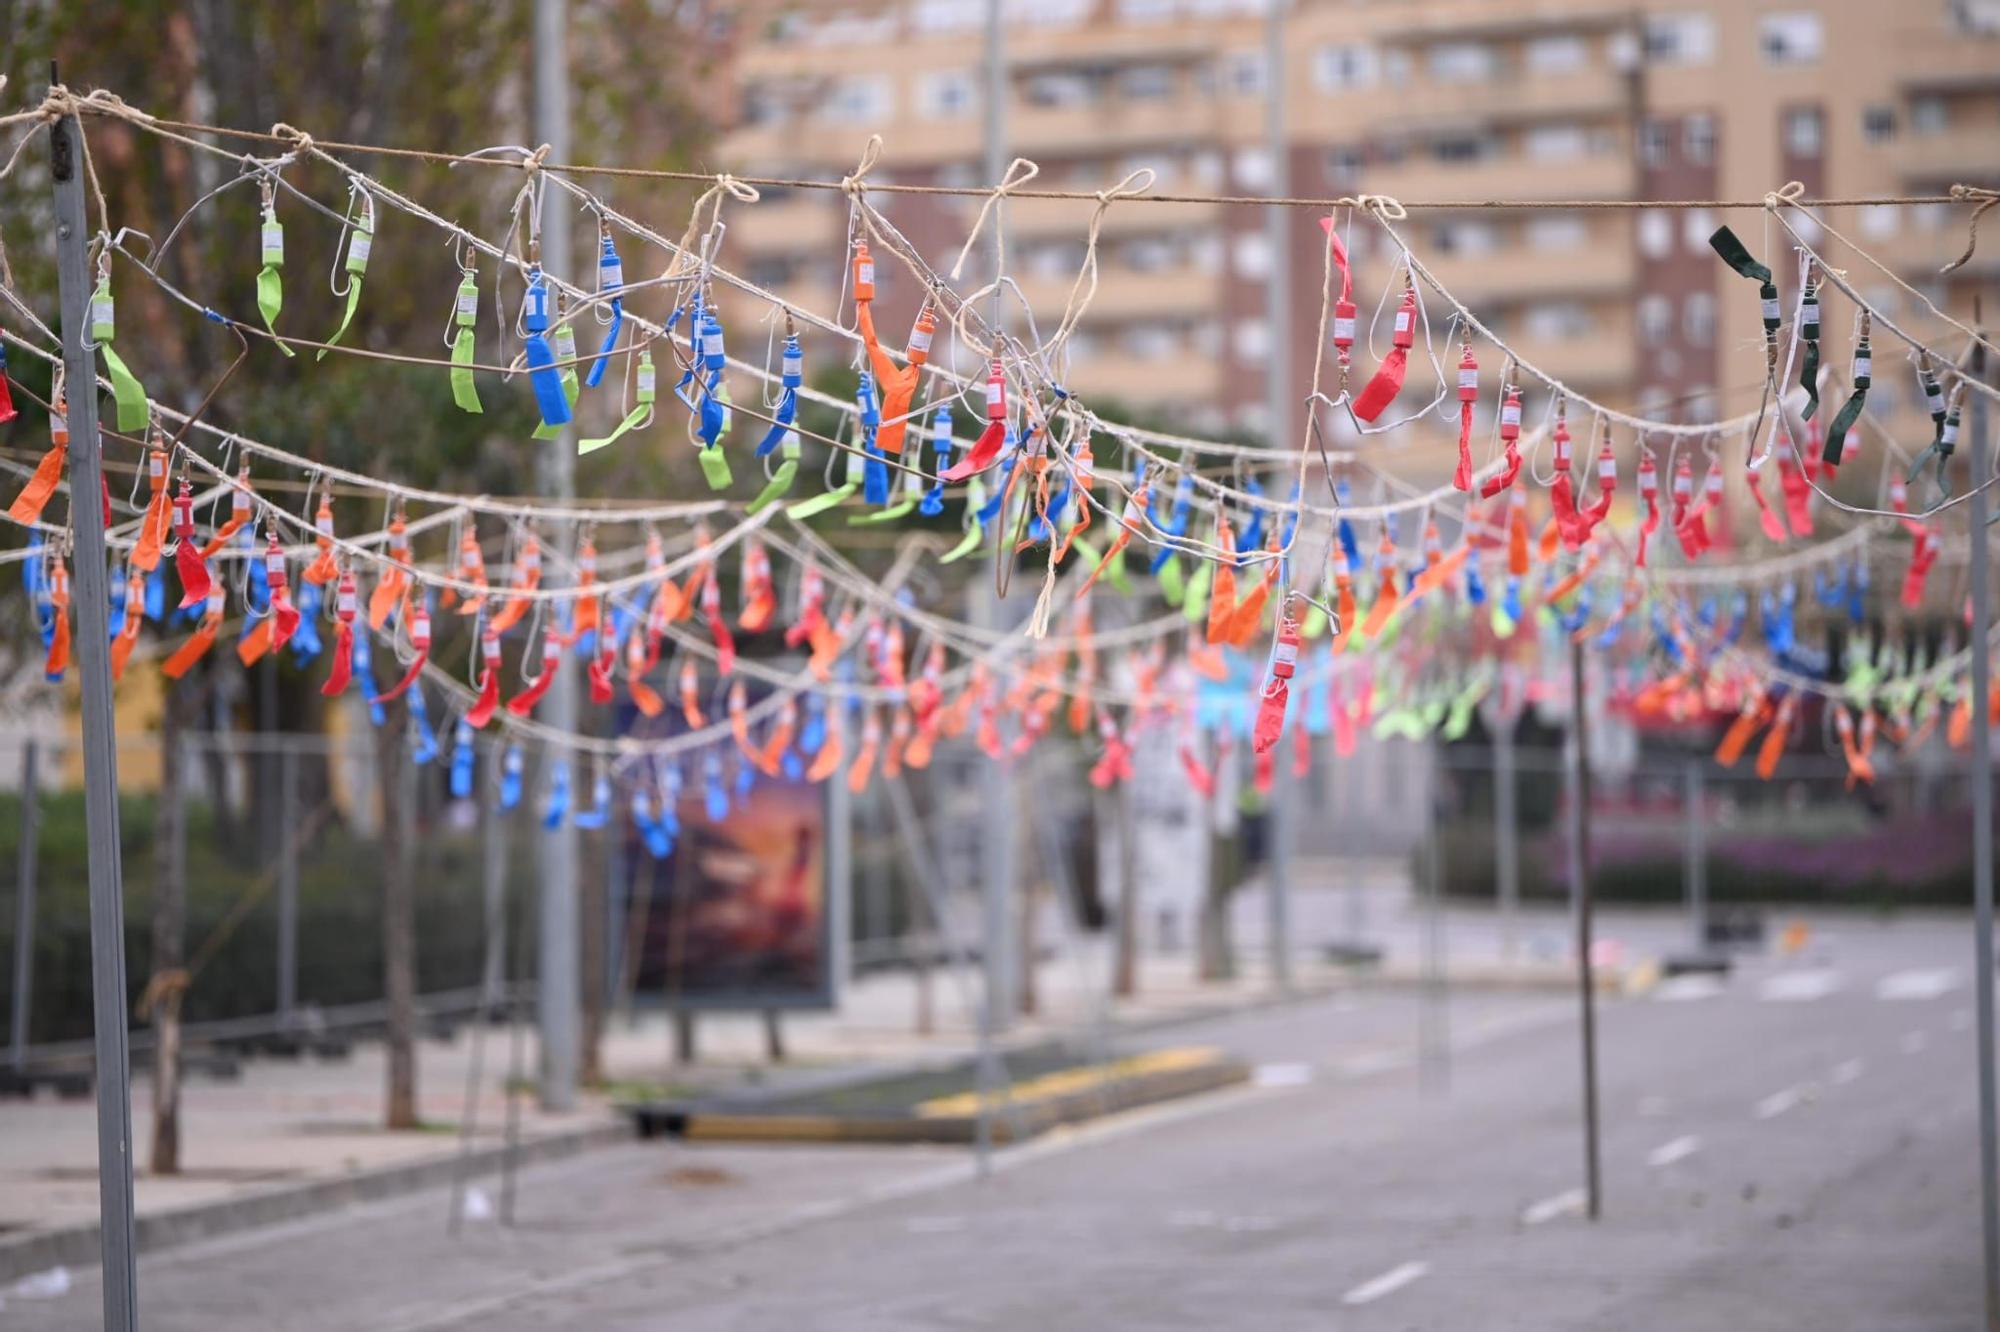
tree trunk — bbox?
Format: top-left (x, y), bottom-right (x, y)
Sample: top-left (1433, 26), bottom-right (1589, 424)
top-left (374, 695), bottom-right (419, 1129)
top-left (148, 677), bottom-right (193, 1175)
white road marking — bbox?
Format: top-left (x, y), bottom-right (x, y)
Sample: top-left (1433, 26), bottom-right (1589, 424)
top-left (1654, 975), bottom-right (1725, 1002)
top-left (1341, 1261), bottom-right (1431, 1306)
top-left (1875, 969), bottom-right (1958, 1001)
top-left (1521, 1188), bottom-right (1587, 1225)
top-left (1647, 1135), bottom-right (1701, 1168)
top-left (1253, 1062), bottom-right (1315, 1088)
top-left (1830, 1058), bottom-right (1865, 1085)
top-left (1902, 1031), bottom-right (1929, 1054)
top-left (1754, 1088), bottom-right (1803, 1120)
top-left (1759, 970), bottom-right (1843, 1002)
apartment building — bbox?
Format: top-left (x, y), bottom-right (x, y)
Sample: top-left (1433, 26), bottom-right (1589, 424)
top-left (717, 0), bottom-right (2000, 483)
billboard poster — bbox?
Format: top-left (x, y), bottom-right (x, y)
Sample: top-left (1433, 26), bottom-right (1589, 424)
top-left (627, 762), bottom-right (833, 1010)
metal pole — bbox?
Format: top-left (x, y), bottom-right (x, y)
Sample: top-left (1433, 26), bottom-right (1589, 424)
top-left (1684, 758), bottom-right (1708, 952)
top-left (826, 760), bottom-right (853, 1004)
top-left (1568, 640), bottom-right (1602, 1222)
top-left (1261, 0), bottom-right (1294, 998)
top-left (51, 95), bottom-right (140, 1330)
top-left (1964, 336), bottom-right (1998, 1330)
top-left (533, 0), bottom-right (580, 1114)
top-left (10, 741), bottom-right (39, 1072)
top-left (1494, 712), bottom-right (1519, 960)
top-left (481, 747), bottom-right (507, 1012)
top-left (973, 0), bottom-right (1014, 1182)
top-left (276, 746), bottom-right (299, 1026)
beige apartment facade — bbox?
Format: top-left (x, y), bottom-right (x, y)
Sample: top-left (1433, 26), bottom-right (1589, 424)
top-left (718, 0), bottom-right (1999, 485)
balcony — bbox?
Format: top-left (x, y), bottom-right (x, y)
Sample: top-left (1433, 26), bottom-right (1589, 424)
top-left (1065, 352), bottom-right (1224, 406)
top-left (1008, 98), bottom-right (1231, 156)
top-left (1419, 243), bottom-right (1634, 306)
top-left (1363, 65), bottom-right (1633, 134)
top-left (1895, 127), bottom-right (2000, 188)
top-left (1359, 152), bottom-right (1636, 207)
top-left (1013, 266), bottom-right (1220, 326)
top-left (726, 196), bottom-right (845, 257)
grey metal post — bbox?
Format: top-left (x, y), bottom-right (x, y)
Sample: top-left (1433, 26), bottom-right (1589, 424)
top-left (51, 98), bottom-right (140, 1330)
top-left (481, 747), bottom-right (507, 1011)
top-left (10, 741), bottom-right (39, 1071)
top-left (533, 0), bottom-right (580, 1114)
top-left (276, 746), bottom-right (299, 1025)
top-left (1261, 0), bottom-right (1294, 999)
top-left (1568, 641), bottom-right (1602, 1222)
top-left (1494, 712), bottom-right (1519, 960)
top-left (827, 760), bottom-right (853, 1003)
top-left (1684, 759), bottom-right (1708, 952)
top-left (1964, 339), bottom-right (1998, 1330)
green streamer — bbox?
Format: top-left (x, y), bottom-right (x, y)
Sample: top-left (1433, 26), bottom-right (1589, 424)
top-left (89, 280), bottom-right (148, 431)
top-left (318, 212), bottom-right (372, 362)
top-left (939, 520), bottom-right (985, 564)
top-left (449, 272), bottom-right (480, 412)
top-left (1181, 557), bottom-right (1213, 623)
top-left (256, 212), bottom-right (291, 357)
top-left (580, 350), bottom-right (656, 453)
top-left (1156, 554), bottom-right (1185, 607)
top-left (787, 482), bottom-right (858, 521)
top-left (1301, 602), bottom-right (1328, 640)
top-left (698, 445), bottom-right (734, 491)
top-left (747, 460), bottom-right (800, 514)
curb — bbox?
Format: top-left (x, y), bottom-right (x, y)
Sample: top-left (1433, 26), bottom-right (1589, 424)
top-left (628, 1048), bottom-right (1249, 1145)
top-left (0, 1119), bottom-right (627, 1286)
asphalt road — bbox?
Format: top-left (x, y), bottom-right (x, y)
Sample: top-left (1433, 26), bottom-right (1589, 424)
top-left (5, 912), bottom-right (1982, 1330)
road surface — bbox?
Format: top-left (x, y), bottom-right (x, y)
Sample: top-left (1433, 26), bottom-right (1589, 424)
top-left (5, 912), bottom-right (1980, 1330)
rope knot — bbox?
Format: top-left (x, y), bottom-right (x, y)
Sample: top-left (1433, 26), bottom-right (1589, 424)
top-left (1764, 180), bottom-right (1808, 209)
top-left (840, 135), bottom-right (883, 196)
top-left (950, 156), bottom-right (1041, 281)
top-left (522, 142), bottom-right (552, 175)
top-left (1351, 193), bottom-right (1407, 220)
top-left (714, 172), bottom-right (761, 204)
top-left (270, 122), bottom-right (315, 156)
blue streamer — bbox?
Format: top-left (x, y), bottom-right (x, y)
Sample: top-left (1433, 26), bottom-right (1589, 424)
top-left (574, 771), bottom-right (612, 829)
top-left (755, 334), bottom-right (803, 457)
top-left (584, 233), bottom-right (624, 389)
top-left (702, 752), bottom-right (730, 822)
top-left (799, 694), bottom-right (826, 756)
top-left (521, 268), bottom-right (572, 427)
top-left (450, 720), bottom-right (476, 799)
top-left (500, 746), bottom-right (524, 810)
top-left (289, 582), bottom-right (323, 665)
top-left (1150, 471), bottom-right (1194, 574)
top-left (542, 760), bottom-right (570, 830)
top-left (920, 403), bottom-right (953, 514)
top-left (409, 685), bottom-right (439, 766)
top-left (352, 627), bottom-right (385, 726)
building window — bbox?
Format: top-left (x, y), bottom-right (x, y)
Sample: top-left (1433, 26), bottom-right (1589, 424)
top-left (1526, 215), bottom-right (1588, 251)
top-left (1324, 144), bottom-right (1366, 185)
top-left (1637, 209), bottom-right (1674, 259)
top-left (1313, 43), bottom-right (1379, 91)
top-left (1224, 49), bottom-right (1267, 96)
top-left (1124, 325), bottom-right (1179, 361)
top-left (1525, 35), bottom-right (1588, 74)
top-left (1860, 204), bottom-right (1902, 239)
top-left (1637, 295), bottom-right (1673, 344)
top-left (1232, 319), bottom-right (1271, 362)
top-left (1023, 69), bottom-right (1098, 107)
top-left (914, 0), bottom-right (985, 32)
top-left (1527, 123), bottom-right (1590, 161)
top-left (1231, 146), bottom-right (1275, 190)
top-left (1382, 50), bottom-right (1414, 86)
top-left (1232, 232), bottom-right (1272, 278)
top-left (1951, 0), bottom-right (2000, 34)
top-left (1642, 14), bottom-right (1715, 65)
top-left (1681, 207), bottom-right (1714, 252)
top-left (1431, 220), bottom-right (1498, 255)
top-left (1118, 64), bottom-right (1176, 100)
top-left (1432, 132), bottom-right (1494, 165)
top-left (1862, 105), bottom-right (1897, 144)
top-left (1008, 0), bottom-right (1091, 24)
top-left (918, 69), bottom-right (977, 119)
top-left (823, 77), bottom-right (891, 124)
top-left (1683, 113), bottom-right (1717, 165)
top-left (1911, 96), bottom-right (1948, 134)
top-left (1640, 119), bottom-right (1673, 168)
top-left (1427, 41), bottom-right (1496, 83)
top-left (1117, 0), bottom-right (1179, 20)
top-left (1759, 13), bottom-right (1824, 66)
top-left (1526, 302), bottom-right (1594, 340)
top-left (1783, 106), bottom-right (1824, 157)
top-left (1683, 292), bottom-right (1716, 345)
